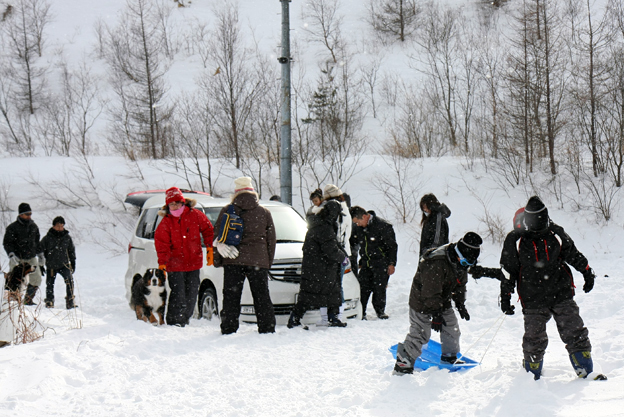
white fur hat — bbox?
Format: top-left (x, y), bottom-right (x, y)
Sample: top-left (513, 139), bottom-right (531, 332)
top-left (234, 177), bottom-right (254, 192)
top-left (323, 184), bottom-right (342, 199)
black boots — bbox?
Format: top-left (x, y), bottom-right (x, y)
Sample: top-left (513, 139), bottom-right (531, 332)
top-left (394, 343), bottom-right (415, 374)
top-left (23, 284), bottom-right (38, 305)
top-left (441, 354), bottom-right (465, 365)
top-left (328, 312), bottom-right (347, 328)
top-left (66, 296), bottom-right (76, 310)
top-left (287, 312), bottom-right (306, 329)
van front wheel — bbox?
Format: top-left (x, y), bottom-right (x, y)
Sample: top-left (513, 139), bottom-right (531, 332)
top-left (199, 287), bottom-right (219, 320)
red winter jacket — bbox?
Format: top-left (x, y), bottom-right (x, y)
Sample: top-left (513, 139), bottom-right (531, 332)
top-left (154, 199), bottom-right (214, 272)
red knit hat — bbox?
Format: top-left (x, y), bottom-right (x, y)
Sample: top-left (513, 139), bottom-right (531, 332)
top-left (165, 187), bottom-right (185, 205)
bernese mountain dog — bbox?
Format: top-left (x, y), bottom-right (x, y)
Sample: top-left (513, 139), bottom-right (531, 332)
top-left (4, 262), bottom-right (35, 301)
top-left (130, 268), bottom-right (167, 325)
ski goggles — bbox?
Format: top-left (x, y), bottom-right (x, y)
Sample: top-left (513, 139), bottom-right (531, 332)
top-left (454, 245), bottom-right (474, 267)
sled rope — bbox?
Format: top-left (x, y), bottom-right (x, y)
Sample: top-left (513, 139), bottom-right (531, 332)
top-left (461, 313), bottom-right (506, 360)
top-left (477, 314), bottom-right (507, 364)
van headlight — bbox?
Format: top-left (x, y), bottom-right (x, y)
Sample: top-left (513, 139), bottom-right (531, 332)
top-left (241, 306), bottom-right (255, 315)
top-left (343, 299), bottom-right (358, 311)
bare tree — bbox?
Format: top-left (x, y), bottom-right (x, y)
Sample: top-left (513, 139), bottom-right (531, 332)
top-left (367, 0), bottom-right (420, 43)
top-left (301, 0), bottom-right (344, 64)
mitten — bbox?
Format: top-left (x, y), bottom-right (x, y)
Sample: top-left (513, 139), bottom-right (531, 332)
top-left (40, 265), bottom-right (46, 275)
top-left (213, 239), bottom-right (239, 259)
top-left (206, 247), bottom-right (214, 266)
top-left (431, 313), bottom-right (447, 332)
top-left (456, 304), bottom-right (470, 321)
top-left (469, 265), bottom-right (485, 278)
top-left (582, 267), bottom-right (595, 293)
top-left (500, 293), bottom-right (515, 315)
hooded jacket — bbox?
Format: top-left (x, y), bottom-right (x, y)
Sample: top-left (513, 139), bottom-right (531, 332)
top-left (154, 198), bottom-right (214, 272)
top-left (500, 223), bottom-right (589, 309)
top-left (213, 191), bottom-right (276, 269)
top-left (40, 228), bottom-right (76, 271)
top-left (409, 244), bottom-right (467, 314)
top-left (350, 211), bottom-right (397, 270)
top-left (3, 216), bottom-right (40, 259)
top-left (420, 203), bottom-right (451, 256)
top-left (299, 200), bottom-right (347, 308)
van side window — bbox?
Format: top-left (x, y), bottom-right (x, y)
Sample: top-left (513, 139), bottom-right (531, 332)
top-left (136, 208), bottom-right (160, 239)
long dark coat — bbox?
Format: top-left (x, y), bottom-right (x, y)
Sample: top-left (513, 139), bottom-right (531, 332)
top-left (3, 216), bottom-right (40, 259)
top-left (40, 228), bottom-right (76, 271)
top-left (500, 223), bottom-right (590, 309)
top-left (299, 201), bottom-right (346, 308)
top-left (409, 244), bottom-right (467, 314)
top-left (420, 203), bottom-right (451, 256)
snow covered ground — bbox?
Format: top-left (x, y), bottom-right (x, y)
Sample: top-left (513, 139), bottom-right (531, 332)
top-left (1, 155), bottom-right (623, 416)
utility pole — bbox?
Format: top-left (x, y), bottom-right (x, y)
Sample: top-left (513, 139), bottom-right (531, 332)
top-left (279, 0), bottom-right (292, 205)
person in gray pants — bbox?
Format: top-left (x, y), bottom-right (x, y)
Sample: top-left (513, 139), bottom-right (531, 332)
top-left (394, 232), bottom-right (483, 374)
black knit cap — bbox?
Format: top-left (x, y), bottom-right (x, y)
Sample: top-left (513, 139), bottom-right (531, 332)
top-left (53, 216), bottom-right (65, 226)
top-left (524, 196), bottom-right (549, 232)
top-left (18, 203), bottom-right (32, 215)
top-left (456, 232), bottom-right (483, 265)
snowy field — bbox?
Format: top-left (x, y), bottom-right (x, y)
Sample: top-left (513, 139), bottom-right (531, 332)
top-left (0, 156), bottom-right (623, 417)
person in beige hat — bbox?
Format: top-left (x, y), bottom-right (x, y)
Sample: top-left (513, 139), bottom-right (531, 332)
top-left (213, 177), bottom-right (277, 334)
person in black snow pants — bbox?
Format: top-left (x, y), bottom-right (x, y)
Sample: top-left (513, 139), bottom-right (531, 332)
top-left (39, 216), bottom-right (77, 309)
top-left (288, 200), bottom-right (348, 329)
top-left (419, 194), bottom-right (451, 257)
top-left (499, 196), bottom-right (606, 381)
top-left (349, 206), bottom-right (397, 320)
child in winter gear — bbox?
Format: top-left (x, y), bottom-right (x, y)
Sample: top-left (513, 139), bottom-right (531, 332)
top-left (394, 232), bottom-right (482, 374)
top-left (39, 217), bottom-right (76, 309)
top-left (499, 196), bottom-right (606, 380)
top-left (419, 194), bottom-right (451, 257)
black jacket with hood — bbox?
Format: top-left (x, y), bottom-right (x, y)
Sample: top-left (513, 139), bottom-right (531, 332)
top-left (3, 216), bottom-right (40, 259)
top-left (419, 203), bottom-right (451, 256)
top-left (350, 211), bottom-right (398, 270)
top-left (40, 228), bottom-right (76, 271)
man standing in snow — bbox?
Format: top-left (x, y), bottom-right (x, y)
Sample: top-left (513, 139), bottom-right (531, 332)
top-left (499, 196), bottom-right (605, 380)
top-left (394, 232), bottom-right (482, 374)
top-left (40, 216), bottom-right (77, 309)
top-left (3, 203), bottom-right (43, 305)
top-left (349, 206), bottom-right (397, 320)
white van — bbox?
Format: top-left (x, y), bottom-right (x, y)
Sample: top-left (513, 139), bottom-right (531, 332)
top-left (124, 191), bottom-right (362, 325)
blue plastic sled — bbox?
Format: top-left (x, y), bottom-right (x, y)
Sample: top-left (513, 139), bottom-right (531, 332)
top-left (389, 340), bottom-right (479, 372)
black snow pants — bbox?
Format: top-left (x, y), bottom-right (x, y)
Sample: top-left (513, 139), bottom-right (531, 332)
top-left (220, 265), bottom-right (275, 335)
top-left (45, 266), bottom-right (74, 303)
top-left (522, 299), bottom-right (591, 363)
top-left (166, 270), bottom-right (200, 326)
top-left (357, 265), bottom-right (389, 317)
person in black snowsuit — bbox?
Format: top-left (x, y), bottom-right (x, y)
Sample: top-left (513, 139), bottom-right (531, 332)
top-left (499, 196), bottom-right (605, 380)
top-left (3, 202), bottom-right (43, 305)
top-left (39, 216), bottom-right (77, 309)
top-left (349, 206), bottom-right (398, 320)
top-left (419, 194), bottom-right (451, 257)
top-left (288, 200), bottom-right (348, 328)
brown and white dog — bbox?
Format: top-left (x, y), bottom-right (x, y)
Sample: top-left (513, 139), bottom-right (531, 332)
top-left (130, 269), bottom-right (167, 325)
top-left (4, 262), bottom-right (35, 302)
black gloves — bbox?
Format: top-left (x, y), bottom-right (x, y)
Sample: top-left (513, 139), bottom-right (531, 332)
top-left (456, 304), bottom-right (470, 321)
top-left (431, 313), bottom-right (446, 332)
top-left (582, 268), bottom-right (595, 293)
top-left (500, 293), bottom-right (515, 315)
top-left (469, 265), bottom-right (485, 278)
top-left (71, 262), bottom-right (76, 273)
top-left (469, 265), bottom-right (503, 280)
top-left (40, 265), bottom-right (46, 275)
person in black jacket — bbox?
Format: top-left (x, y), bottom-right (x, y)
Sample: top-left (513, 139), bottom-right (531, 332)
top-left (419, 194), bottom-right (451, 257)
top-left (288, 200), bottom-right (348, 329)
top-left (3, 203), bottom-right (43, 305)
top-left (349, 206), bottom-right (398, 320)
top-left (39, 216), bottom-right (77, 309)
top-left (499, 196), bottom-right (605, 381)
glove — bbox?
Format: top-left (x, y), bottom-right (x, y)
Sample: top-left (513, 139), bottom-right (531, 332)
top-left (500, 293), bottom-right (515, 315)
top-left (71, 262), bottom-right (76, 273)
top-left (213, 239), bottom-right (239, 259)
top-left (431, 313), bottom-right (447, 332)
top-left (206, 247), bottom-right (214, 266)
top-left (582, 267), bottom-right (595, 293)
top-left (40, 265), bottom-right (46, 275)
top-left (341, 257), bottom-right (350, 267)
top-left (469, 265), bottom-right (485, 278)
top-left (158, 265), bottom-right (167, 271)
top-left (456, 304), bottom-right (470, 321)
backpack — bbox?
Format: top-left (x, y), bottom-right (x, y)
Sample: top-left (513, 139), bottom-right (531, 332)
top-left (216, 205), bottom-right (244, 246)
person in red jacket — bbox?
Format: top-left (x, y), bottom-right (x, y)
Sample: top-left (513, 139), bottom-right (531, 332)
top-left (155, 187), bottom-right (214, 327)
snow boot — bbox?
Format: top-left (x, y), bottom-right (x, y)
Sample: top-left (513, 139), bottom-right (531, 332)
top-left (523, 359), bottom-right (543, 380)
top-left (23, 284), bottom-right (38, 306)
top-left (394, 343), bottom-right (415, 375)
top-left (569, 351), bottom-right (606, 380)
top-left (317, 307), bottom-right (328, 327)
top-left (44, 299), bottom-right (54, 308)
top-left (287, 312), bottom-right (307, 329)
top-left (66, 296), bottom-right (76, 310)
top-left (328, 312), bottom-right (347, 327)
top-left (441, 354), bottom-right (465, 365)
top-left (377, 312), bottom-right (389, 320)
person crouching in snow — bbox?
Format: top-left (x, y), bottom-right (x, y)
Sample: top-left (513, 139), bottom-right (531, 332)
top-left (499, 196), bottom-right (606, 381)
top-left (288, 200), bottom-right (348, 329)
top-left (394, 232), bottom-right (482, 374)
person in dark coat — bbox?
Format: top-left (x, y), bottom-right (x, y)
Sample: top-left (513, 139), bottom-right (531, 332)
top-left (3, 202), bottom-right (43, 305)
top-left (419, 193), bottom-right (451, 257)
top-left (288, 200), bottom-right (348, 329)
top-left (155, 187), bottom-right (214, 327)
top-left (349, 206), bottom-right (398, 320)
top-left (394, 232), bottom-right (482, 374)
top-left (499, 196), bottom-right (605, 380)
top-left (213, 177), bottom-right (277, 335)
top-left (39, 216), bottom-right (76, 309)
